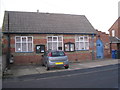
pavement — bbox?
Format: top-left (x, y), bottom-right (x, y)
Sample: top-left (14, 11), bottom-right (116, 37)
top-left (2, 59), bottom-right (119, 79)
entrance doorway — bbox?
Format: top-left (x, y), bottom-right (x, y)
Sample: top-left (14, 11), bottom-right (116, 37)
top-left (96, 39), bottom-right (104, 59)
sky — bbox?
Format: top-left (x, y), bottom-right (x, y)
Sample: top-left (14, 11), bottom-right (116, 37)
top-left (0, 0), bottom-right (119, 33)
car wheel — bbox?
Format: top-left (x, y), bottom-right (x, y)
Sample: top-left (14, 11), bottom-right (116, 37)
top-left (41, 61), bottom-right (45, 66)
top-left (42, 63), bottom-right (45, 66)
top-left (65, 66), bottom-right (69, 69)
top-left (46, 66), bottom-right (50, 71)
top-left (46, 64), bottom-right (50, 71)
top-left (41, 59), bottom-right (45, 66)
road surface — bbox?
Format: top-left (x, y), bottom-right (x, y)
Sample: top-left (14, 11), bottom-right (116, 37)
top-left (2, 64), bottom-right (119, 88)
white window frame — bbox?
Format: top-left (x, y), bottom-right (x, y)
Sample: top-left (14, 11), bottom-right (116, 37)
top-left (75, 35), bottom-right (89, 50)
top-left (15, 36), bottom-right (33, 52)
top-left (47, 36), bottom-right (63, 51)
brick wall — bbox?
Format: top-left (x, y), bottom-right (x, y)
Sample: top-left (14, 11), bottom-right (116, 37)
top-left (110, 43), bottom-right (118, 50)
top-left (2, 35), bottom-right (8, 54)
top-left (108, 17), bottom-right (120, 51)
top-left (108, 17), bottom-right (120, 38)
top-left (3, 33), bottom-right (97, 65)
top-left (96, 30), bottom-right (111, 58)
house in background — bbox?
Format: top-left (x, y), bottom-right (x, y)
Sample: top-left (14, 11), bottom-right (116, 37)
top-left (108, 17), bottom-right (120, 51)
top-left (2, 11), bottom-right (97, 65)
top-left (108, 17), bottom-right (120, 59)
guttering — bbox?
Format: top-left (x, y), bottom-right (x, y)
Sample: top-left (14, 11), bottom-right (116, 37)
top-left (2, 32), bottom-right (96, 35)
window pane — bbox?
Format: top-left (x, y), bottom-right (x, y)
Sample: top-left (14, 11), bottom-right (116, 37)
top-left (52, 51), bottom-right (65, 57)
top-left (65, 44), bottom-right (69, 51)
top-left (15, 36), bottom-right (33, 52)
top-left (48, 42), bottom-right (52, 50)
top-left (22, 37), bottom-right (26, 43)
top-left (75, 36), bottom-right (89, 50)
top-left (47, 36), bottom-right (63, 51)
top-left (16, 43), bottom-right (21, 52)
top-left (80, 37), bottom-right (83, 42)
top-left (28, 37), bottom-right (32, 42)
top-left (48, 37), bottom-right (52, 41)
top-left (53, 37), bottom-right (57, 41)
top-left (84, 36), bottom-right (88, 42)
top-left (16, 37), bottom-right (21, 42)
top-left (85, 42), bottom-right (89, 50)
top-left (70, 44), bottom-right (74, 51)
top-left (76, 36), bottom-right (79, 41)
top-left (28, 43), bottom-right (32, 51)
top-left (58, 42), bottom-right (62, 50)
top-left (22, 43), bottom-right (27, 52)
top-left (75, 42), bottom-right (79, 50)
top-left (80, 42), bottom-right (84, 50)
top-left (112, 30), bottom-right (115, 37)
top-left (58, 37), bottom-right (62, 41)
top-left (53, 42), bottom-right (57, 50)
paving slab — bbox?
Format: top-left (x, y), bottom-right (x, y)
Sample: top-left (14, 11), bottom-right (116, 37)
top-left (76, 59), bottom-right (118, 68)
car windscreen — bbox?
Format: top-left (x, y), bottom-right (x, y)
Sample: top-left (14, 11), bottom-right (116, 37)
top-left (51, 51), bottom-right (65, 57)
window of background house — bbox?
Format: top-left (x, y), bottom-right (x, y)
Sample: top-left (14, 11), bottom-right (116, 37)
top-left (112, 30), bottom-right (115, 37)
top-left (75, 35), bottom-right (89, 50)
top-left (64, 42), bottom-right (75, 52)
top-left (47, 36), bottom-right (63, 51)
top-left (15, 36), bottom-right (33, 52)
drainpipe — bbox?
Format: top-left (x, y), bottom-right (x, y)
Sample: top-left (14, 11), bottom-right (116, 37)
top-left (110, 42), bottom-right (112, 54)
top-left (7, 12), bottom-right (10, 66)
top-left (92, 34), bottom-right (95, 60)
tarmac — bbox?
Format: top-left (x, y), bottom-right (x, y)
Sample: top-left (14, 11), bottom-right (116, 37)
top-left (2, 59), bottom-right (119, 79)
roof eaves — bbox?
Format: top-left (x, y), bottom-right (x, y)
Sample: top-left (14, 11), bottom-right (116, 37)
top-left (2, 32), bottom-right (96, 35)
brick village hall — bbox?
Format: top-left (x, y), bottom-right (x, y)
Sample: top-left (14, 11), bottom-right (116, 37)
top-left (2, 11), bottom-right (111, 65)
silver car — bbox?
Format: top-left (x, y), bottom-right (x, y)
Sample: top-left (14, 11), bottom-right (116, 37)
top-left (41, 50), bottom-right (69, 70)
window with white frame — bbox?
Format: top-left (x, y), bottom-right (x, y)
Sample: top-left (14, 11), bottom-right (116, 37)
top-left (47, 36), bottom-right (63, 50)
top-left (75, 35), bottom-right (89, 50)
top-left (15, 36), bottom-right (33, 52)
top-left (112, 30), bottom-right (115, 37)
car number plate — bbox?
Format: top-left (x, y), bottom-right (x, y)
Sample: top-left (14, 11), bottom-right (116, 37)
top-left (55, 62), bottom-right (63, 65)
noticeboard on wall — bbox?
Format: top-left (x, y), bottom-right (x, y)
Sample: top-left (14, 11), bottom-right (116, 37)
top-left (64, 42), bottom-right (75, 52)
top-left (36, 45), bottom-right (45, 53)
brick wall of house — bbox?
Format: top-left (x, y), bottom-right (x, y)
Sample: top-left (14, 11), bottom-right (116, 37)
top-left (2, 35), bottom-right (8, 55)
top-left (108, 17), bottom-right (120, 38)
top-left (63, 34), bottom-right (96, 61)
top-left (96, 30), bottom-right (111, 58)
top-left (2, 34), bottom-right (8, 71)
top-left (110, 43), bottom-right (118, 50)
top-left (108, 17), bottom-right (120, 51)
top-left (2, 34), bottom-right (97, 65)
top-left (9, 34), bottom-right (47, 65)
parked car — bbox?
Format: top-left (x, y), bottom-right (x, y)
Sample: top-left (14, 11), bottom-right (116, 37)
top-left (41, 50), bottom-right (69, 70)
